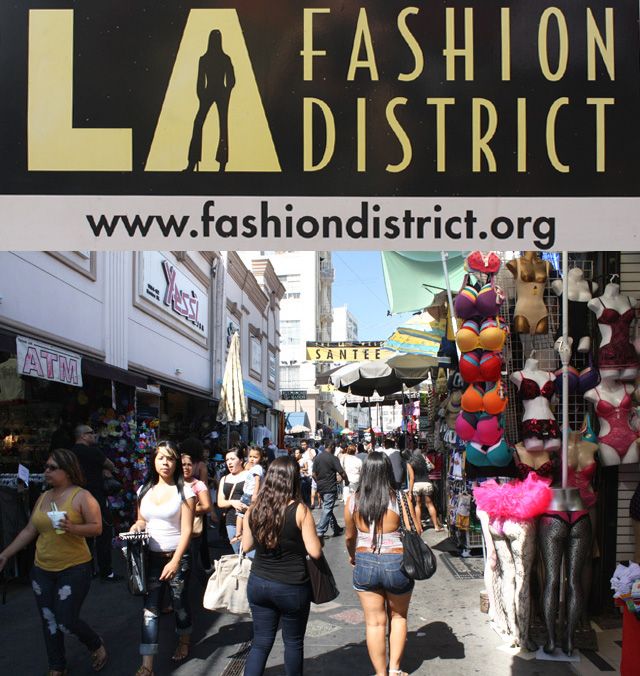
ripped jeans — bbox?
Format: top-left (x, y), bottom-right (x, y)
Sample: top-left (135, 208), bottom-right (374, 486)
top-left (31, 561), bottom-right (101, 671)
top-left (140, 551), bottom-right (192, 655)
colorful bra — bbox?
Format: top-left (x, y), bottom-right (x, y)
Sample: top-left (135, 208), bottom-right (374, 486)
top-left (466, 250), bottom-right (501, 274)
top-left (460, 350), bottom-right (503, 384)
top-left (465, 439), bottom-right (513, 468)
top-left (455, 411), bottom-right (504, 446)
top-left (554, 362), bottom-right (600, 396)
top-left (517, 375), bottom-right (555, 401)
top-left (461, 381), bottom-right (509, 415)
top-left (456, 318), bottom-right (508, 353)
top-left (454, 277), bottom-right (505, 320)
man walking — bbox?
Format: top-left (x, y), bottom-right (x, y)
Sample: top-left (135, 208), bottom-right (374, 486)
top-left (71, 424), bottom-right (120, 581)
top-left (262, 436), bottom-right (277, 464)
top-left (313, 443), bottom-right (349, 539)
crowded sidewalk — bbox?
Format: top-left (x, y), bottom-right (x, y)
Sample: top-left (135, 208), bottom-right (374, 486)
top-left (0, 517), bottom-right (595, 676)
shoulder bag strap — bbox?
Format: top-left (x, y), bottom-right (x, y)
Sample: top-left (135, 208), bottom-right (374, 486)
top-left (400, 490), bottom-right (418, 534)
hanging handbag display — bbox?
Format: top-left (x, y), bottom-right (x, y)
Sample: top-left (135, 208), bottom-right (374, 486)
top-left (306, 553), bottom-right (339, 604)
top-left (396, 491), bottom-right (437, 581)
top-left (203, 550), bottom-right (252, 615)
top-left (119, 531), bottom-right (150, 596)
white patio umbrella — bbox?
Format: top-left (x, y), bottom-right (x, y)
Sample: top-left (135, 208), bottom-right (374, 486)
top-left (289, 424), bottom-right (311, 434)
top-left (216, 332), bottom-right (248, 424)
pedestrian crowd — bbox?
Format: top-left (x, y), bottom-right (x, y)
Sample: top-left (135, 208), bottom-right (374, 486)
top-left (0, 431), bottom-right (443, 676)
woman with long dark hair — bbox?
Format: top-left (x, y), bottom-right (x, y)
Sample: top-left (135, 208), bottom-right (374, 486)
top-left (241, 456), bottom-right (322, 675)
top-left (130, 441), bottom-right (196, 675)
top-left (344, 452), bottom-right (420, 676)
top-left (0, 449), bottom-right (105, 675)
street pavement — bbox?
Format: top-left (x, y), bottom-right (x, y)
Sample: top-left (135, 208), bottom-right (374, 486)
top-left (0, 507), bottom-right (606, 675)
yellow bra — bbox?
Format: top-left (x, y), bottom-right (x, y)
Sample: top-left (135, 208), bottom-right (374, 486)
top-left (456, 318), bottom-right (508, 353)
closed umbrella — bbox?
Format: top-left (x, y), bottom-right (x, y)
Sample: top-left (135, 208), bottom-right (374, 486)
top-left (216, 332), bottom-right (247, 424)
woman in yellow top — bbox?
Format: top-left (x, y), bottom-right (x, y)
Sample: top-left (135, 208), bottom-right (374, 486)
top-left (0, 448), bottom-right (105, 676)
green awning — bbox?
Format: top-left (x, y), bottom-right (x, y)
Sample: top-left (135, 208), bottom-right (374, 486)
top-left (381, 252), bottom-right (467, 314)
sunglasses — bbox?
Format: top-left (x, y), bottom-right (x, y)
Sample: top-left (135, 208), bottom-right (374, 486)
top-left (44, 463), bottom-right (60, 471)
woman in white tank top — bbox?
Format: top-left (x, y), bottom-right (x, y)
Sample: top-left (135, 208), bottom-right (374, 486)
top-left (130, 441), bottom-right (195, 675)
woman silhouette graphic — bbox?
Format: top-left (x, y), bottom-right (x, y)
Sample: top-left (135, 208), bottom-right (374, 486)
top-left (185, 30), bottom-right (235, 172)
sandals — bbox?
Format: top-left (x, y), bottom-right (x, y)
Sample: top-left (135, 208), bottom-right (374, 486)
top-left (90, 641), bottom-right (108, 672)
top-left (171, 635), bottom-right (190, 662)
top-left (389, 670), bottom-right (407, 675)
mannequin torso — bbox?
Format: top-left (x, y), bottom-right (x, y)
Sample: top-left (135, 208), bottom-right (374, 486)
top-left (588, 284), bottom-right (639, 380)
top-left (584, 379), bottom-right (639, 465)
top-left (510, 359), bottom-right (560, 452)
top-left (551, 268), bottom-right (597, 353)
top-left (507, 252), bottom-right (550, 335)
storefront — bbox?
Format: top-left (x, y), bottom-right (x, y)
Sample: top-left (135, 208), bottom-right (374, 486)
top-left (384, 249), bottom-right (640, 656)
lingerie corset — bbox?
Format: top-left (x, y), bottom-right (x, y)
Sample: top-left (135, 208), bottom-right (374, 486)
top-left (518, 375), bottom-right (555, 401)
top-left (595, 390), bottom-right (639, 456)
top-left (596, 299), bottom-right (638, 368)
top-left (567, 463), bottom-right (597, 509)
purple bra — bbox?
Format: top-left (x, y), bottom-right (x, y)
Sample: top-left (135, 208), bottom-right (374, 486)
top-left (554, 354), bottom-right (600, 395)
top-left (454, 275), bottom-right (504, 320)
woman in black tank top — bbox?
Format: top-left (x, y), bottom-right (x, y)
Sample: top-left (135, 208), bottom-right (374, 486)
top-left (241, 457), bottom-right (322, 675)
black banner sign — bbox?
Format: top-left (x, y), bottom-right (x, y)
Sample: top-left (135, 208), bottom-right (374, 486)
top-left (1, 0), bottom-right (639, 197)
top-left (281, 390), bottom-right (307, 401)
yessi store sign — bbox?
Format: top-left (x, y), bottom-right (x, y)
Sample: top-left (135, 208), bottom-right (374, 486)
top-left (1, 1), bottom-right (639, 250)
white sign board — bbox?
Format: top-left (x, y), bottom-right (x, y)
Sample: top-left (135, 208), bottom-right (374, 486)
top-left (16, 336), bottom-right (82, 387)
top-left (141, 251), bottom-right (208, 337)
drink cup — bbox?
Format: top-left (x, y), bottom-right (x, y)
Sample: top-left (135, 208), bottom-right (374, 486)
top-left (47, 510), bottom-right (67, 534)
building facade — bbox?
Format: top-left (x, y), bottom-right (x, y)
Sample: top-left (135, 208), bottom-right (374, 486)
top-left (239, 251), bottom-right (339, 436)
top-left (0, 251), bottom-right (283, 473)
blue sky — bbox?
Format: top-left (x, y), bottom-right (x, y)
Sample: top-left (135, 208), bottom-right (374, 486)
top-left (331, 252), bottom-right (413, 341)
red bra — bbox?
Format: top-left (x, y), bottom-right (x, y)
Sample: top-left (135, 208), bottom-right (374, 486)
top-left (518, 376), bottom-right (555, 401)
top-left (460, 350), bottom-right (503, 384)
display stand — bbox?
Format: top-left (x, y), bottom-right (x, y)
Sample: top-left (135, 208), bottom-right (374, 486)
top-left (616, 600), bottom-right (640, 675)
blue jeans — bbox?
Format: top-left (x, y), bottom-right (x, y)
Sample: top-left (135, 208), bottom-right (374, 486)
top-left (315, 491), bottom-right (339, 536)
top-left (353, 552), bottom-right (414, 595)
top-left (140, 551), bottom-right (192, 655)
top-left (31, 562), bottom-right (101, 671)
top-left (226, 523), bottom-right (255, 559)
top-left (245, 574), bottom-right (312, 675)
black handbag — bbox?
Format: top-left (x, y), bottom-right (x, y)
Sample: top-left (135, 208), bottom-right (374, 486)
top-left (120, 532), bottom-right (149, 595)
top-left (396, 491), bottom-right (437, 581)
top-left (306, 553), bottom-right (339, 604)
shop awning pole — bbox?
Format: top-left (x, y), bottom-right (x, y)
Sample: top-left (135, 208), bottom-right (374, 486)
top-left (561, 250), bottom-right (569, 489)
top-left (440, 251), bottom-right (461, 361)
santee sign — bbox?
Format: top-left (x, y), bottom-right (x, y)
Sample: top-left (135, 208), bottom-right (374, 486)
top-left (1, 1), bottom-right (639, 249)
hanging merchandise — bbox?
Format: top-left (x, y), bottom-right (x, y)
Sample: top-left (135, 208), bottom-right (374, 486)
top-left (584, 379), bottom-right (640, 466)
top-left (95, 411), bottom-right (157, 533)
top-left (553, 352), bottom-right (600, 396)
top-left (506, 251), bottom-right (551, 336)
top-left (510, 356), bottom-right (561, 453)
top-left (551, 267), bottom-right (598, 357)
top-left (474, 474), bottom-right (553, 651)
top-left (588, 281), bottom-right (640, 382)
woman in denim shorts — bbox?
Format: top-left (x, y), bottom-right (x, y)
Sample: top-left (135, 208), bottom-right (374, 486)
top-left (344, 452), bottom-right (421, 676)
